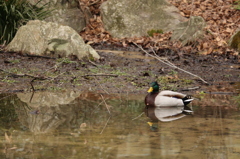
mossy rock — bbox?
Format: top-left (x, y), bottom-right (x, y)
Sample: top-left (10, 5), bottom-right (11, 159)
top-left (229, 29), bottom-right (240, 51)
top-left (171, 16), bottom-right (206, 45)
top-left (100, 0), bottom-right (186, 38)
top-left (6, 20), bottom-right (100, 60)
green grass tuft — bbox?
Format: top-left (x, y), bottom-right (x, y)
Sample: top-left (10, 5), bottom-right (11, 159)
top-left (234, 0), bottom-right (240, 10)
top-left (0, 0), bottom-right (52, 44)
top-left (147, 29), bottom-right (163, 37)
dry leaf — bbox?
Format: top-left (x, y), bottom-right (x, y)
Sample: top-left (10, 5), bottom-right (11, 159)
top-left (207, 48), bottom-right (213, 54)
top-left (203, 42), bottom-right (208, 49)
top-left (87, 41), bottom-right (94, 45)
top-left (80, 123), bottom-right (87, 128)
top-left (122, 41), bottom-right (127, 47)
top-left (180, 12), bottom-right (185, 16)
top-left (84, 139), bottom-right (87, 144)
top-left (5, 132), bottom-right (12, 144)
top-left (9, 145), bottom-right (17, 150)
top-left (200, 5), bottom-right (206, 11)
top-left (215, 37), bottom-right (221, 42)
top-left (225, 28), bottom-right (232, 33)
top-left (199, 50), bottom-right (208, 55)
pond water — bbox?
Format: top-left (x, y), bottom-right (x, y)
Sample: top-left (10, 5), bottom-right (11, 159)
top-left (0, 89), bottom-right (240, 159)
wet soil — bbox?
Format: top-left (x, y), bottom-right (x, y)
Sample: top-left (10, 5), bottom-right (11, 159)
top-left (0, 44), bottom-right (239, 94)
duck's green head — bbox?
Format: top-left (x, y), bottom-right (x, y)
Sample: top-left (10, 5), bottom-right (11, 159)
top-left (147, 81), bottom-right (159, 93)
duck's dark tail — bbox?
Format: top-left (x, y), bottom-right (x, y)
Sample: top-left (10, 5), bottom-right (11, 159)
top-left (182, 95), bottom-right (194, 105)
top-left (182, 95), bottom-right (194, 114)
top-left (182, 105), bottom-right (193, 114)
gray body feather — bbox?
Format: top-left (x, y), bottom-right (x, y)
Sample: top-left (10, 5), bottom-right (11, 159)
top-left (154, 90), bottom-right (187, 107)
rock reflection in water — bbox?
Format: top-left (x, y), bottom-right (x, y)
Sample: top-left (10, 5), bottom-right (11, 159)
top-left (16, 91), bottom-right (100, 133)
top-left (15, 91), bottom-right (80, 133)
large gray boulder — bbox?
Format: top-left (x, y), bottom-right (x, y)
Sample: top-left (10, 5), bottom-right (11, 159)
top-left (100, 0), bottom-right (187, 38)
top-left (6, 20), bottom-right (100, 60)
top-left (28, 0), bottom-right (92, 33)
top-left (171, 16), bottom-right (206, 45)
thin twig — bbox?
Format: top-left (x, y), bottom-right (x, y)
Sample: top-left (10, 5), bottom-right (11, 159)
top-left (100, 94), bottom-right (111, 114)
top-left (94, 76), bottom-right (109, 94)
top-left (25, 54), bottom-right (56, 59)
top-left (42, 61), bottom-right (61, 74)
top-left (181, 86), bottom-right (200, 91)
top-left (30, 79), bottom-right (35, 92)
top-left (81, 73), bottom-right (118, 77)
top-left (150, 47), bottom-right (176, 67)
top-left (29, 80), bottom-right (35, 103)
top-left (0, 68), bottom-right (50, 80)
top-left (133, 42), bottom-right (208, 84)
top-left (100, 116), bottom-right (111, 134)
top-left (29, 91), bottom-right (35, 103)
top-left (132, 112), bottom-right (144, 120)
top-left (88, 58), bottom-right (98, 67)
top-left (97, 100), bottom-right (104, 107)
top-left (89, 0), bottom-right (100, 6)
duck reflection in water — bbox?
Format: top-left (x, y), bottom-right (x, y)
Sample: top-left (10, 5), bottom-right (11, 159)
top-left (145, 105), bottom-right (193, 131)
top-left (145, 82), bottom-right (194, 131)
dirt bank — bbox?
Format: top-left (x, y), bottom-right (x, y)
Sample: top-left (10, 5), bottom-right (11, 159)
top-left (0, 44), bottom-right (239, 94)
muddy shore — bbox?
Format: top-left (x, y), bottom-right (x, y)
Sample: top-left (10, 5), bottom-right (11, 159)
top-left (0, 45), bottom-right (239, 94)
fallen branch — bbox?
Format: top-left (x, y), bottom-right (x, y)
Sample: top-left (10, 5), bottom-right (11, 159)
top-left (133, 42), bottom-right (208, 84)
top-left (81, 73), bottom-right (118, 77)
top-left (25, 54), bottom-right (56, 59)
top-left (0, 68), bottom-right (50, 80)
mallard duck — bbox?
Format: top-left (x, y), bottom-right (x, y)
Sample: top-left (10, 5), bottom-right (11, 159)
top-left (145, 81), bottom-right (194, 109)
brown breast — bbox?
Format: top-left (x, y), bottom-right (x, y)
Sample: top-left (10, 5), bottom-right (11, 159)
top-left (145, 92), bottom-right (158, 107)
top-left (144, 93), bottom-right (159, 121)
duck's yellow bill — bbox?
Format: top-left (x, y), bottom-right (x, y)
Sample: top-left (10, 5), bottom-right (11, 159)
top-left (147, 87), bottom-right (153, 93)
top-left (147, 122), bottom-right (153, 126)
